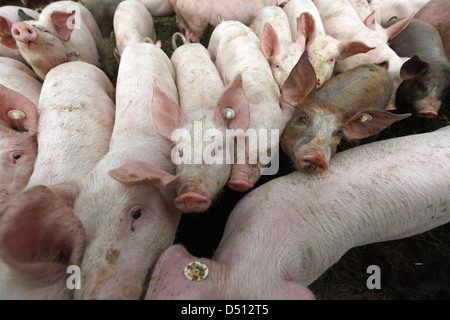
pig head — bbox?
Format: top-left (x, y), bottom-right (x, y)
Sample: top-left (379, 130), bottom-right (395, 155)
top-left (280, 51), bottom-right (411, 173)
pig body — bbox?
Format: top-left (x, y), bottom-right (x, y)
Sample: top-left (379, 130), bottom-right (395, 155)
top-left (69, 43), bottom-right (180, 299)
top-left (314, 0), bottom-right (411, 97)
top-left (282, 0), bottom-right (373, 88)
top-left (0, 57), bottom-right (41, 208)
top-left (132, 0), bottom-right (175, 17)
top-left (0, 6), bottom-right (40, 63)
top-left (11, 1), bottom-right (105, 80)
top-left (171, 0), bottom-right (287, 43)
top-left (414, 0), bottom-right (450, 59)
top-left (113, 0), bottom-right (157, 55)
top-left (0, 61), bottom-right (115, 300)
top-left (388, 19), bottom-right (449, 118)
top-left (152, 37), bottom-right (231, 213)
top-left (369, 0), bottom-right (431, 24)
top-left (147, 125), bottom-right (450, 299)
top-left (26, 61), bottom-right (116, 189)
top-left (280, 52), bottom-right (410, 173)
top-left (208, 21), bottom-right (291, 192)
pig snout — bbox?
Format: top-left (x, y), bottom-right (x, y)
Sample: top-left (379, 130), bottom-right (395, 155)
top-left (418, 110), bottom-right (439, 118)
top-left (297, 154), bottom-right (329, 173)
top-left (174, 191), bottom-right (212, 213)
top-left (11, 22), bottom-right (38, 43)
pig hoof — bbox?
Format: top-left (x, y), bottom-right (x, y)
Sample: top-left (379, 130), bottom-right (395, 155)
top-left (297, 156), bottom-right (329, 174)
top-left (418, 111), bottom-right (438, 118)
top-left (174, 192), bottom-right (211, 213)
top-left (227, 180), bottom-right (254, 192)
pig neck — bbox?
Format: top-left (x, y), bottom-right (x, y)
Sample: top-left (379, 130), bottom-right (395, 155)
top-left (214, 129), bottom-right (450, 287)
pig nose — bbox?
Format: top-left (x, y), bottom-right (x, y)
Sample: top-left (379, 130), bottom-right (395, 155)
top-left (11, 22), bottom-right (38, 43)
top-left (227, 179), bottom-right (254, 192)
top-left (418, 111), bottom-right (438, 118)
top-left (297, 155), bottom-right (329, 173)
top-left (175, 192), bottom-right (212, 213)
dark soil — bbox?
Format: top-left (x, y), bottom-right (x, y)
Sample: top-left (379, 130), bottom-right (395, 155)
top-left (3, 0), bottom-right (449, 300)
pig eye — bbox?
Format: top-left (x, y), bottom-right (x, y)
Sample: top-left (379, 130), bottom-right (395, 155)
top-left (294, 114), bottom-right (308, 125)
top-left (11, 152), bottom-right (22, 164)
top-left (131, 208), bottom-right (142, 220)
top-left (333, 127), bottom-right (343, 137)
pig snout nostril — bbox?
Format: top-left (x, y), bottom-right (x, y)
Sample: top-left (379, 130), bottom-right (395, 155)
top-left (297, 156), bottom-right (329, 173)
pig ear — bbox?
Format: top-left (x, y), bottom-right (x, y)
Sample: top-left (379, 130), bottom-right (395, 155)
top-left (299, 12), bottom-right (316, 44)
top-left (400, 55), bottom-right (429, 80)
top-left (337, 41), bottom-right (375, 60)
top-left (281, 51), bottom-right (316, 108)
top-left (50, 10), bottom-right (76, 42)
top-left (294, 16), bottom-right (306, 49)
top-left (0, 185), bottom-right (86, 282)
top-left (342, 109), bottom-right (411, 140)
top-left (48, 181), bottom-right (81, 209)
top-left (0, 16), bottom-right (17, 49)
top-left (260, 22), bottom-right (279, 60)
top-left (109, 161), bottom-right (179, 188)
top-left (0, 84), bottom-right (39, 133)
top-left (363, 11), bottom-right (377, 31)
top-left (384, 15), bottom-right (412, 40)
top-left (151, 81), bottom-right (184, 140)
top-left (215, 74), bottom-right (250, 131)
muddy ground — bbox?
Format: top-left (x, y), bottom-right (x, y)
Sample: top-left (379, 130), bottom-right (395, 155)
top-left (2, 0), bottom-right (449, 300)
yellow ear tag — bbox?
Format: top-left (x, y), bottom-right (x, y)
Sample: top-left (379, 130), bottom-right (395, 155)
top-left (184, 261), bottom-right (209, 281)
top-left (7, 110), bottom-right (26, 120)
top-left (360, 113), bottom-right (373, 123)
top-left (223, 108), bottom-right (235, 119)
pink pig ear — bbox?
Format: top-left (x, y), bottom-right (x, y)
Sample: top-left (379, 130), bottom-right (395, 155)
top-left (260, 22), bottom-right (279, 60)
top-left (0, 16), bottom-right (18, 49)
top-left (363, 10), bottom-right (377, 31)
top-left (50, 10), bottom-right (76, 42)
top-left (0, 185), bottom-right (86, 283)
top-left (337, 41), bottom-right (375, 60)
top-left (151, 80), bottom-right (184, 140)
top-left (342, 109), bottom-right (411, 140)
top-left (298, 12), bottom-right (316, 44)
top-left (0, 84), bottom-right (39, 133)
top-left (109, 161), bottom-right (179, 188)
top-left (384, 14), bottom-right (412, 40)
top-left (215, 74), bottom-right (250, 131)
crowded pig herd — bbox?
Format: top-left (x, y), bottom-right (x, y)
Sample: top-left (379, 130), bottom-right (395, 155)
top-left (0, 0), bottom-right (449, 300)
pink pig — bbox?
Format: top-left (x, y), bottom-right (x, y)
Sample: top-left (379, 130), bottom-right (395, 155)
top-left (171, 0), bottom-right (287, 43)
top-left (146, 125), bottom-right (450, 299)
top-left (0, 6), bottom-right (40, 63)
top-left (208, 21), bottom-right (292, 192)
top-left (0, 57), bottom-right (41, 208)
top-left (281, 0), bottom-right (373, 88)
top-left (0, 61), bottom-right (115, 300)
top-left (11, 1), bottom-right (107, 80)
top-left (153, 35), bottom-right (240, 213)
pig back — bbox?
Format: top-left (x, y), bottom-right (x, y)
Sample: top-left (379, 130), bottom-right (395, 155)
top-left (316, 64), bottom-right (394, 111)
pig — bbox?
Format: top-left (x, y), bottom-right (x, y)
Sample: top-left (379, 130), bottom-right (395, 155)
top-left (26, 61), bottom-right (116, 189)
top-left (152, 34), bottom-right (234, 213)
top-left (10, 1), bottom-right (108, 81)
top-left (282, 0), bottom-right (374, 88)
top-left (208, 21), bottom-right (292, 192)
top-left (414, 0), bottom-right (450, 59)
top-left (252, 6), bottom-right (307, 88)
top-left (0, 61), bottom-right (115, 300)
top-left (171, 0), bottom-right (287, 43)
top-left (0, 57), bottom-right (41, 208)
top-left (369, 0), bottom-right (431, 25)
top-left (79, 0), bottom-right (122, 37)
top-left (67, 43), bottom-right (180, 299)
top-left (0, 6), bottom-right (40, 63)
top-left (280, 51), bottom-right (410, 173)
top-left (113, 0), bottom-right (157, 57)
top-left (387, 19), bottom-right (450, 118)
top-left (146, 125), bottom-right (450, 299)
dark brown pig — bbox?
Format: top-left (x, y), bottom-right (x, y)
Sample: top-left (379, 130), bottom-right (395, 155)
top-left (388, 18), bottom-right (450, 118)
top-left (280, 51), bottom-right (411, 173)
top-left (414, 0), bottom-right (450, 59)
